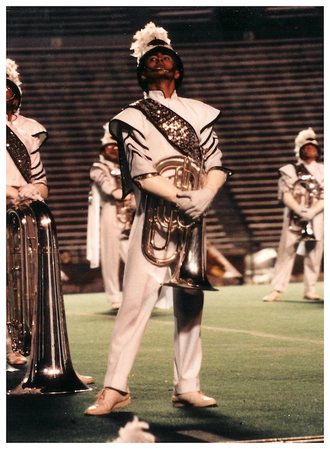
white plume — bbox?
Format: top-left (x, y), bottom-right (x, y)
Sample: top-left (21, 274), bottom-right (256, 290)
top-left (101, 122), bottom-right (117, 146)
top-left (6, 58), bottom-right (21, 86)
top-left (130, 22), bottom-right (171, 61)
top-left (295, 127), bottom-right (316, 148)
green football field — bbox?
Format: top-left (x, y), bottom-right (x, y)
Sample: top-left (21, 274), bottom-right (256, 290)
top-left (6, 282), bottom-right (324, 443)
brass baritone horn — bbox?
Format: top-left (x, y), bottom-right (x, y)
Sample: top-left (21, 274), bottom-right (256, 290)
top-left (142, 155), bottom-right (217, 291)
top-left (6, 203), bottom-right (37, 356)
top-left (289, 174), bottom-right (321, 241)
top-left (164, 216), bottom-right (216, 291)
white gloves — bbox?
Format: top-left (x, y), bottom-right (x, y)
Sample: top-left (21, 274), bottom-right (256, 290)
top-left (176, 187), bottom-right (215, 220)
top-left (300, 208), bottom-right (316, 221)
top-left (111, 188), bottom-right (122, 200)
top-left (139, 175), bottom-right (217, 220)
top-left (13, 184), bottom-right (44, 206)
top-left (293, 205), bottom-right (316, 221)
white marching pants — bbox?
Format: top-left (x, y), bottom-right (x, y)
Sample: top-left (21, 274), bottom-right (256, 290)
top-left (271, 213), bottom-right (324, 294)
top-left (100, 203), bottom-right (127, 305)
top-left (104, 219), bottom-right (204, 394)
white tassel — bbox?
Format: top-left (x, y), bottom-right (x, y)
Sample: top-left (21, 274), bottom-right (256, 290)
top-left (130, 22), bottom-right (171, 61)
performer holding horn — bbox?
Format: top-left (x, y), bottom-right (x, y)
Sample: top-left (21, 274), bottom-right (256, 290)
top-left (85, 22), bottom-right (231, 416)
top-left (6, 58), bottom-right (48, 206)
top-left (87, 124), bottom-right (135, 311)
top-left (6, 58), bottom-right (94, 389)
top-left (6, 58), bottom-right (49, 367)
top-left (263, 128), bottom-right (324, 302)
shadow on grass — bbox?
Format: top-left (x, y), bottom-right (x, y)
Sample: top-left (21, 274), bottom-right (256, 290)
top-left (7, 368), bottom-right (270, 443)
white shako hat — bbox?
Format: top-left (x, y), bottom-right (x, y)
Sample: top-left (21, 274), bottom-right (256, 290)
top-left (130, 22), bottom-right (184, 91)
top-left (6, 58), bottom-right (22, 110)
top-left (294, 127), bottom-right (321, 161)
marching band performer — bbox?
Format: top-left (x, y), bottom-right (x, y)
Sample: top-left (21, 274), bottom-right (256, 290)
top-left (263, 128), bottom-right (324, 302)
top-left (6, 58), bottom-right (48, 206)
top-left (87, 124), bottom-right (135, 310)
top-left (6, 58), bottom-right (48, 366)
top-left (6, 58), bottom-right (48, 146)
top-left (85, 22), bottom-right (231, 416)
top-left (6, 58), bottom-right (95, 385)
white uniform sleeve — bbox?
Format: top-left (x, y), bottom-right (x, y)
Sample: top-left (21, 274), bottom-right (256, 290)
top-left (90, 164), bottom-right (119, 197)
top-left (200, 126), bottom-right (223, 172)
top-left (121, 126), bottom-right (158, 180)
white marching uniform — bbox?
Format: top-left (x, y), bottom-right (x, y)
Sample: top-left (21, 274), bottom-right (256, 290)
top-left (87, 156), bottom-right (128, 305)
top-left (6, 114), bottom-right (47, 356)
top-left (6, 115), bottom-right (47, 189)
top-left (105, 90), bottom-right (224, 394)
top-left (270, 161), bottom-right (324, 295)
top-left (14, 114), bottom-right (48, 147)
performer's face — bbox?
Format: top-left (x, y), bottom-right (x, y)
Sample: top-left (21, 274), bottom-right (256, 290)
top-left (142, 51), bottom-right (180, 83)
top-left (301, 144), bottom-right (319, 162)
top-left (6, 85), bottom-right (19, 114)
top-left (103, 143), bottom-right (119, 163)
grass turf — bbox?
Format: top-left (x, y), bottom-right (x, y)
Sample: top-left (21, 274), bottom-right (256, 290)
top-left (6, 282), bottom-right (324, 443)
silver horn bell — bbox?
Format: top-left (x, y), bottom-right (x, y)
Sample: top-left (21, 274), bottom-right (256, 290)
top-left (7, 200), bottom-right (91, 394)
top-left (289, 173), bottom-right (321, 242)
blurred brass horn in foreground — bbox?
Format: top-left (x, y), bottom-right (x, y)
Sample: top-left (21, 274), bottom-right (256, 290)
top-left (7, 200), bottom-right (91, 395)
top-left (6, 203), bottom-right (36, 357)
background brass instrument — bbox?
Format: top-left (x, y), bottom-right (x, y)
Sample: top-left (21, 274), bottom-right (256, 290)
top-left (142, 155), bottom-right (216, 291)
top-left (289, 174), bottom-right (321, 241)
top-left (7, 200), bottom-right (91, 394)
top-left (111, 168), bottom-right (135, 234)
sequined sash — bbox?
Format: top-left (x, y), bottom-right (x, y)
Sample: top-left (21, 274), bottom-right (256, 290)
top-left (6, 125), bottom-right (31, 183)
top-left (129, 98), bottom-right (202, 162)
top-left (294, 163), bottom-right (313, 178)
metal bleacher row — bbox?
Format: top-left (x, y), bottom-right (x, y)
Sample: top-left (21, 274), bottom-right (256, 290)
top-left (7, 11), bottom-right (323, 264)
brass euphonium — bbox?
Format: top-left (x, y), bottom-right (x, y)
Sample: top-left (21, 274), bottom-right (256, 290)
top-left (7, 200), bottom-right (91, 394)
top-left (142, 154), bottom-right (217, 291)
top-left (289, 173), bottom-right (321, 241)
top-left (6, 203), bottom-right (37, 356)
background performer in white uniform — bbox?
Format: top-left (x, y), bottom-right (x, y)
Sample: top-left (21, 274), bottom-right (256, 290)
top-left (263, 128), bottom-right (324, 302)
top-left (87, 124), bottom-right (134, 310)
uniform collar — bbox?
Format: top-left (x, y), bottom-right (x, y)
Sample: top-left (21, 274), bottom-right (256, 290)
top-left (146, 90), bottom-right (178, 102)
top-left (303, 160), bottom-right (318, 169)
